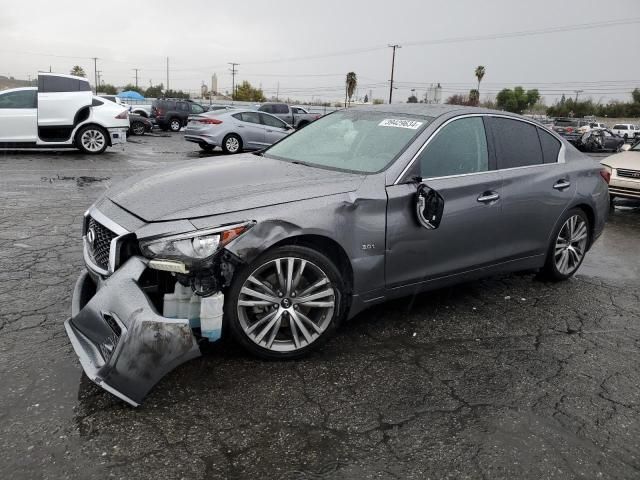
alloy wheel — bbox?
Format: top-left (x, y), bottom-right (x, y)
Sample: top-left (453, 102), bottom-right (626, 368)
top-left (226, 136), bottom-right (240, 153)
top-left (237, 257), bottom-right (335, 352)
top-left (132, 122), bottom-right (145, 135)
top-left (554, 215), bottom-right (588, 275)
top-left (81, 129), bottom-right (106, 152)
top-left (170, 119), bottom-right (181, 131)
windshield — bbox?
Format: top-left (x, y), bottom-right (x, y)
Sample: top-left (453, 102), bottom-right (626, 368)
top-left (264, 110), bottom-right (432, 173)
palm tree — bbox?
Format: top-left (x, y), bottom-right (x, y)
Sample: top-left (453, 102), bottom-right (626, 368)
top-left (474, 65), bottom-right (485, 99)
top-left (70, 65), bottom-right (86, 77)
top-left (346, 72), bottom-right (357, 107)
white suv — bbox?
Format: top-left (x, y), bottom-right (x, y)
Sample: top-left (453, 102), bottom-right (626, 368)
top-left (611, 123), bottom-right (639, 142)
top-left (0, 73), bottom-right (129, 154)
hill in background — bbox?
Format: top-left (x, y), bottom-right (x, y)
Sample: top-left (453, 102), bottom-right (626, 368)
top-left (0, 76), bottom-right (36, 90)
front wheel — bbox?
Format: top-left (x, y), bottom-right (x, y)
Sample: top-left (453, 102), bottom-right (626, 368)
top-left (541, 208), bottom-right (590, 281)
top-left (76, 125), bottom-right (108, 154)
top-left (225, 246), bottom-right (346, 359)
top-left (131, 121), bottom-right (146, 136)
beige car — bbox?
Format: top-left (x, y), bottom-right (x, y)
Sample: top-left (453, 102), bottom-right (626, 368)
top-left (601, 141), bottom-right (640, 200)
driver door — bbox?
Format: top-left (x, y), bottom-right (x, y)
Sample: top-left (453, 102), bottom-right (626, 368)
top-left (385, 116), bottom-right (504, 289)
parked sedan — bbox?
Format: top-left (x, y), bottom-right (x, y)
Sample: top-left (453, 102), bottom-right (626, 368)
top-left (184, 109), bottom-right (293, 153)
top-left (601, 140), bottom-right (640, 200)
top-left (65, 105), bottom-right (609, 406)
top-left (576, 129), bottom-right (624, 152)
top-left (128, 114), bottom-right (153, 136)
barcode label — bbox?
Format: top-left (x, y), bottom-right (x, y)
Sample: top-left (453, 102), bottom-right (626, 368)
top-left (378, 119), bottom-right (423, 129)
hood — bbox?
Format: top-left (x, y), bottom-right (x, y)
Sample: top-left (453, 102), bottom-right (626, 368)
top-left (601, 151), bottom-right (640, 171)
top-left (106, 154), bottom-right (366, 222)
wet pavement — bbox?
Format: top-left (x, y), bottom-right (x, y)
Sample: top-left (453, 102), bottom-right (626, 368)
top-left (1, 135), bottom-right (639, 479)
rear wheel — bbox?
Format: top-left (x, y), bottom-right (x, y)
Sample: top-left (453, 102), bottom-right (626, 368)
top-left (169, 118), bottom-right (182, 132)
top-left (222, 134), bottom-right (242, 154)
top-left (225, 246), bottom-right (346, 359)
top-left (131, 121), bottom-right (146, 136)
top-left (76, 125), bottom-right (108, 154)
top-left (541, 208), bottom-right (590, 281)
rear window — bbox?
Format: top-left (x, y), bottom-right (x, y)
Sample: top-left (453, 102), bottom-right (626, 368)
top-left (537, 128), bottom-right (561, 164)
top-left (489, 117), bottom-right (543, 169)
top-left (38, 75), bottom-right (91, 93)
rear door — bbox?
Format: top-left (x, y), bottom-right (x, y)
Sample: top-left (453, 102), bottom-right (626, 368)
top-left (259, 112), bottom-right (289, 144)
top-left (37, 73), bottom-right (92, 127)
top-left (0, 89), bottom-right (38, 142)
top-left (486, 116), bottom-right (575, 261)
top-left (235, 112), bottom-right (265, 148)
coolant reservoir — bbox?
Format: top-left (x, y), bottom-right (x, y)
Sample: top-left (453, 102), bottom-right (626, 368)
top-left (200, 292), bottom-right (224, 342)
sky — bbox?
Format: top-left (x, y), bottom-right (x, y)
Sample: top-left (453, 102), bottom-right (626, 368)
top-left (1, 0), bottom-right (639, 104)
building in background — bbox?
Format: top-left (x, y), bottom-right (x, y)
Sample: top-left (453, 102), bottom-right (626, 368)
top-left (425, 83), bottom-right (442, 104)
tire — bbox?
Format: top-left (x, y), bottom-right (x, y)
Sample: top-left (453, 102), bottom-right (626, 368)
top-left (623, 133), bottom-right (628, 142)
top-left (75, 125), bottom-right (109, 154)
top-left (169, 118), bottom-right (181, 132)
top-left (225, 245), bottom-right (346, 359)
top-left (131, 121), bottom-right (146, 136)
top-left (199, 143), bottom-right (214, 152)
top-left (222, 134), bottom-right (242, 154)
top-left (297, 121), bottom-right (309, 129)
top-left (541, 208), bottom-right (590, 281)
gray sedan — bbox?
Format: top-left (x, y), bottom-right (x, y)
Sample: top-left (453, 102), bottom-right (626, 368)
top-left (184, 109), bottom-right (293, 153)
top-left (66, 104), bottom-right (609, 405)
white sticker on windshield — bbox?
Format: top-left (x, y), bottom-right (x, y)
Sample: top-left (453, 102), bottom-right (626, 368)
top-left (378, 119), bottom-right (423, 129)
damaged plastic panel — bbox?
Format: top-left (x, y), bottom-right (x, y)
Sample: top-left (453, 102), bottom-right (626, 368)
top-left (65, 256), bottom-right (217, 406)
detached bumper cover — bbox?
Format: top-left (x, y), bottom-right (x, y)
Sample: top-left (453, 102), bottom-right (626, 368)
top-left (65, 256), bottom-right (201, 406)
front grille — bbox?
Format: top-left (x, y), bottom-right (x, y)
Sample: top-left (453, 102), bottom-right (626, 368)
top-left (87, 216), bottom-right (117, 271)
top-left (616, 168), bottom-right (640, 179)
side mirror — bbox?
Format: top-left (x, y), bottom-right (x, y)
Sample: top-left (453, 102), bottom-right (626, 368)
top-left (415, 183), bottom-right (445, 229)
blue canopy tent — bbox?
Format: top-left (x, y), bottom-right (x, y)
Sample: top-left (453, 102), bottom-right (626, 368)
top-left (117, 90), bottom-right (145, 100)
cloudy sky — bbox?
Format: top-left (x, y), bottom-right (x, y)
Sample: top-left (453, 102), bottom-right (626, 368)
top-left (1, 0), bottom-right (639, 104)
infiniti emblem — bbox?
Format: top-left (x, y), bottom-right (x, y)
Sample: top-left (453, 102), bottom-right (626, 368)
top-left (86, 227), bottom-right (96, 248)
top-left (281, 298), bottom-right (292, 308)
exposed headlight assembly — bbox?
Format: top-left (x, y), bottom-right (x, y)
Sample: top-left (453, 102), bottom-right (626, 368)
top-left (139, 222), bottom-right (253, 269)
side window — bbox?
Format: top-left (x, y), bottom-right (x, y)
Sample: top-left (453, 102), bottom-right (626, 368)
top-left (415, 117), bottom-right (488, 178)
top-left (275, 104), bottom-right (289, 114)
top-left (0, 90), bottom-right (37, 109)
top-left (190, 103), bottom-right (204, 114)
top-left (490, 117), bottom-right (543, 169)
top-left (259, 105), bottom-right (273, 113)
top-left (537, 128), bottom-right (561, 164)
top-left (240, 112), bottom-right (261, 124)
top-left (178, 103), bottom-right (190, 112)
top-left (260, 113), bottom-right (286, 129)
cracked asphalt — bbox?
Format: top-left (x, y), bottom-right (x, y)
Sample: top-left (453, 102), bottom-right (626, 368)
top-left (1, 133), bottom-right (639, 480)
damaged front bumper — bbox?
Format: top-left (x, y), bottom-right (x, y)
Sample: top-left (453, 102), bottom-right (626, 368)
top-left (65, 256), bottom-right (201, 406)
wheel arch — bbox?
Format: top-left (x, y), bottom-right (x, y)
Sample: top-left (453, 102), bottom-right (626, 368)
top-left (73, 122), bottom-right (112, 147)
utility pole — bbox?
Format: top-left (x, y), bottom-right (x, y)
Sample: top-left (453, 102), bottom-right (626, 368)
top-left (276, 81), bottom-right (280, 101)
top-left (166, 57), bottom-right (169, 91)
top-left (133, 68), bottom-right (140, 88)
top-left (574, 90), bottom-right (583, 102)
top-left (228, 62), bottom-right (239, 101)
top-left (96, 70), bottom-right (102, 92)
top-left (388, 44), bottom-right (401, 104)
top-left (92, 57), bottom-right (98, 94)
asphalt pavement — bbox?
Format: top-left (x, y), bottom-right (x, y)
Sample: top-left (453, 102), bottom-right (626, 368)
top-left (0, 134), bottom-right (639, 480)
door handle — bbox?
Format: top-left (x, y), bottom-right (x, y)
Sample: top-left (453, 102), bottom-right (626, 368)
top-left (477, 191), bottom-right (500, 203)
top-left (553, 179), bottom-right (571, 190)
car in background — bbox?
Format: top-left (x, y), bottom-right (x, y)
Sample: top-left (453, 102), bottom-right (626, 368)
top-left (66, 104), bottom-right (610, 405)
top-left (601, 139), bottom-right (640, 201)
top-left (589, 122), bottom-right (607, 130)
top-left (130, 104), bottom-right (152, 118)
top-left (611, 123), bottom-right (639, 142)
top-left (99, 94), bottom-right (131, 112)
top-left (552, 118), bottom-right (591, 144)
top-left (576, 129), bottom-right (624, 152)
top-left (184, 109), bottom-right (293, 153)
top-left (151, 98), bottom-right (207, 132)
top-left (128, 114), bottom-right (153, 136)
top-left (206, 104), bottom-right (238, 112)
top-left (0, 73), bottom-right (129, 154)
top-left (258, 102), bottom-right (321, 129)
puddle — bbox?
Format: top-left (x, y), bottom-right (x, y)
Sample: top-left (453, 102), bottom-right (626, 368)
top-left (41, 174), bottom-right (110, 186)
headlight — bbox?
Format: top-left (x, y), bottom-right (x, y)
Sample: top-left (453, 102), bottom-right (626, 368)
top-left (139, 222), bottom-right (253, 265)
